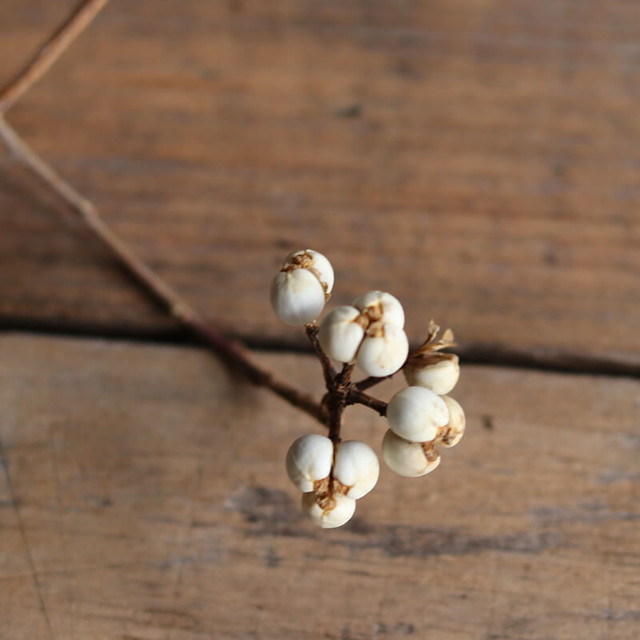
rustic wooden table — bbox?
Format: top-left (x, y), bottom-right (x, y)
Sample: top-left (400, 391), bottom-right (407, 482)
top-left (0, 2), bottom-right (638, 639)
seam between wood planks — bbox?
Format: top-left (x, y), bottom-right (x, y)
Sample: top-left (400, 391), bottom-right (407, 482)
top-left (1, 320), bottom-right (639, 380)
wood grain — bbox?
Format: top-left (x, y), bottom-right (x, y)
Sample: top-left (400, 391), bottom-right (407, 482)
top-left (0, 333), bottom-right (638, 639)
top-left (1, 0), bottom-right (640, 364)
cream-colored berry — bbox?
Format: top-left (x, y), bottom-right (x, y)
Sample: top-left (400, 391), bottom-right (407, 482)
top-left (285, 434), bottom-right (333, 492)
top-left (284, 249), bottom-right (334, 295)
top-left (387, 386), bottom-right (449, 442)
top-left (353, 290), bottom-right (405, 328)
top-left (333, 441), bottom-right (380, 499)
top-left (270, 269), bottom-right (326, 325)
top-left (437, 395), bottom-right (466, 447)
top-left (270, 249), bottom-right (334, 325)
top-left (317, 306), bottom-right (366, 363)
top-left (356, 323), bottom-right (409, 377)
top-left (301, 491), bottom-right (356, 528)
top-left (404, 355), bottom-right (460, 395)
top-left (382, 429), bottom-right (441, 477)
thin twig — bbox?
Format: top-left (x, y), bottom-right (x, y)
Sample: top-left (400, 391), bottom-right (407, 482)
top-left (347, 389), bottom-right (388, 417)
top-left (0, 0), bottom-right (110, 114)
top-left (0, 116), bottom-right (327, 426)
top-left (305, 323), bottom-right (337, 389)
top-left (0, 0), bottom-right (393, 435)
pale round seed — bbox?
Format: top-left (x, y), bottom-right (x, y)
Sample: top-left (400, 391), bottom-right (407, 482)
top-left (318, 306), bottom-right (366, 363)
top-left (386, 385), bottom-right (449, 442)
top-left (404, 355), bottom-right (460, 395)
top-left (301, 492), bottom-right (356, 528)
top-left (333, 440), bottom-right (380, 499)
top-left (382, 429), bottom-right (441, 477)
top-left (285, 434), bottom-right (333, 492)
top-left (284, 249), bottom-right (334, 295)
top-left (438, 395), bottom-right (466, 448)
top-left (356, 323), bottom-right (409, 378)
top-left (270, 268), bottom-right (326, 325)
top-left (353, 290), bottom-right (405, 328)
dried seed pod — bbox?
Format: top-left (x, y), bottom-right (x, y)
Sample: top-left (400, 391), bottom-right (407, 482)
top-left (404, 353), bottom-right (460, 395)
top-left (387, 386), bottom-right (449, 442)
top-left (285, 434), bottom-right (333, 492)
top-left (301, 491), bottom-right (356, 528)
top-left (382, 430), bottom-right (441, 477)
top-left (353, 290), bottom-right (405, 328)
top-left (356, 322), bottom-right (409, 378)
top-left (317, 305), bottom-right (366, 363)
top-left (333, 441), bottom-right (380, 499)
top-left (437, 395), bottom-right (466, 448)
top-left (270, 249), bottom-right (334, 325)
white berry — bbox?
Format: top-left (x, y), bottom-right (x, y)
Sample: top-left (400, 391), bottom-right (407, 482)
top-left (353, 290), bottom-right (405, 328)
top-left (317, 306), bottom-right (366, 363)
top-left (284, 249), bottom-right (334, 295)
top-left (333, 440), bottom-right (380, 499)
top-left (404, 355), bottom-right (460, 395)
top-left (387, 386), bottom-right (449, 442)
top-left (270, 269), bottom-right (325, 325)
top-left (285, 434), bottom-right (333, 492)
top-left (382, 429), bottom-right (441, 477)
top-left (301, 491), bottom-right (356, 528)
top-left (438, 395), bottom-right (466, 447)
top-left (270, 249), bottom-right (334, 325)
top-left (356, 322), bottom-right (409, 377)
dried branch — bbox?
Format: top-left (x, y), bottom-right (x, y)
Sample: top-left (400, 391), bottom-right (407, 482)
top-left (0, 0), bottom-right (399, 436)
top-left (0, 116), bottom-right (327, 426)
top-left (0, 0), bottom-right (110, 114)
top-left (347, 389), bottom-right (388, 417)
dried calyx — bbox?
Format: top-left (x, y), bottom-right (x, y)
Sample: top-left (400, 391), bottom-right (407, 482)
top-left (403, 321), bottom-right (459, 395)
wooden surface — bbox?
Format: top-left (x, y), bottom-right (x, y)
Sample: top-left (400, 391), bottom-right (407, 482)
top-left (1, 0), bottom-right (640, 365)
top-left (2, 2), bottom-right (640, 638)
top-left (0, 333), bottom-right (638, 640)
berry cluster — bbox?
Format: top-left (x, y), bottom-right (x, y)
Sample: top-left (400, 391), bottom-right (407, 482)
top-left (270, 250), bottom-right (465, 528)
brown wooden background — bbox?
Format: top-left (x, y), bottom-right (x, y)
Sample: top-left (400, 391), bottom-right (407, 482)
top-left (1, 1), bottom-right (638, 639)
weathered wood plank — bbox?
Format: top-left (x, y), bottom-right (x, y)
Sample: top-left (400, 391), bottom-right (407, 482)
top-left (0, 333), bottom-right (638, 639)
top-left (1, 0), bottom-right (640, 362)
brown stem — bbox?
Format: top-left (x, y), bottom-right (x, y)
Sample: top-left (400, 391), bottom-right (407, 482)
top-left (0, 116), bottom-right (327, 426)
top-left (347, 389), bottom-right (388, 417)
top-left (305, 323), bottom-right (337, 388)
top-left (0, 0), bottom-right (390, 436)
top-left (0, 0), bottom-right (110, 114)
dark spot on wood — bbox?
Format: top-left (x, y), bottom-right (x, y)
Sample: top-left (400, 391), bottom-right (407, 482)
top-left (261, 546), bottom-right (281, 568)
top-left (392, 61), bottom-right (420, 78)
top-left (599, 609), bottom-right (640, 621)
top-left (229, 488), bottom-right (562, 554)
top-left (341, 519), bottom-right (560, 557)
top-left (141, 608), bottom-right (200, 630)
top-left (226, 486), bottom-right (303, 535)
top-left (482, 415), bottom-right (494, 430)
top-left (334, 104), bottom-right (363, 119)
top-left (532, 503), bottom-right (640, 525)
top-left (83, 494), bottom-right (113, 508)
top-left (275, 238), bottom-right (295, 250)
top-left (543, 244), bottom-right (558, 266)
top-left (341, 624), bottom-right (353, 640)
top-left (374, 621), bottom-right (416, 636)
